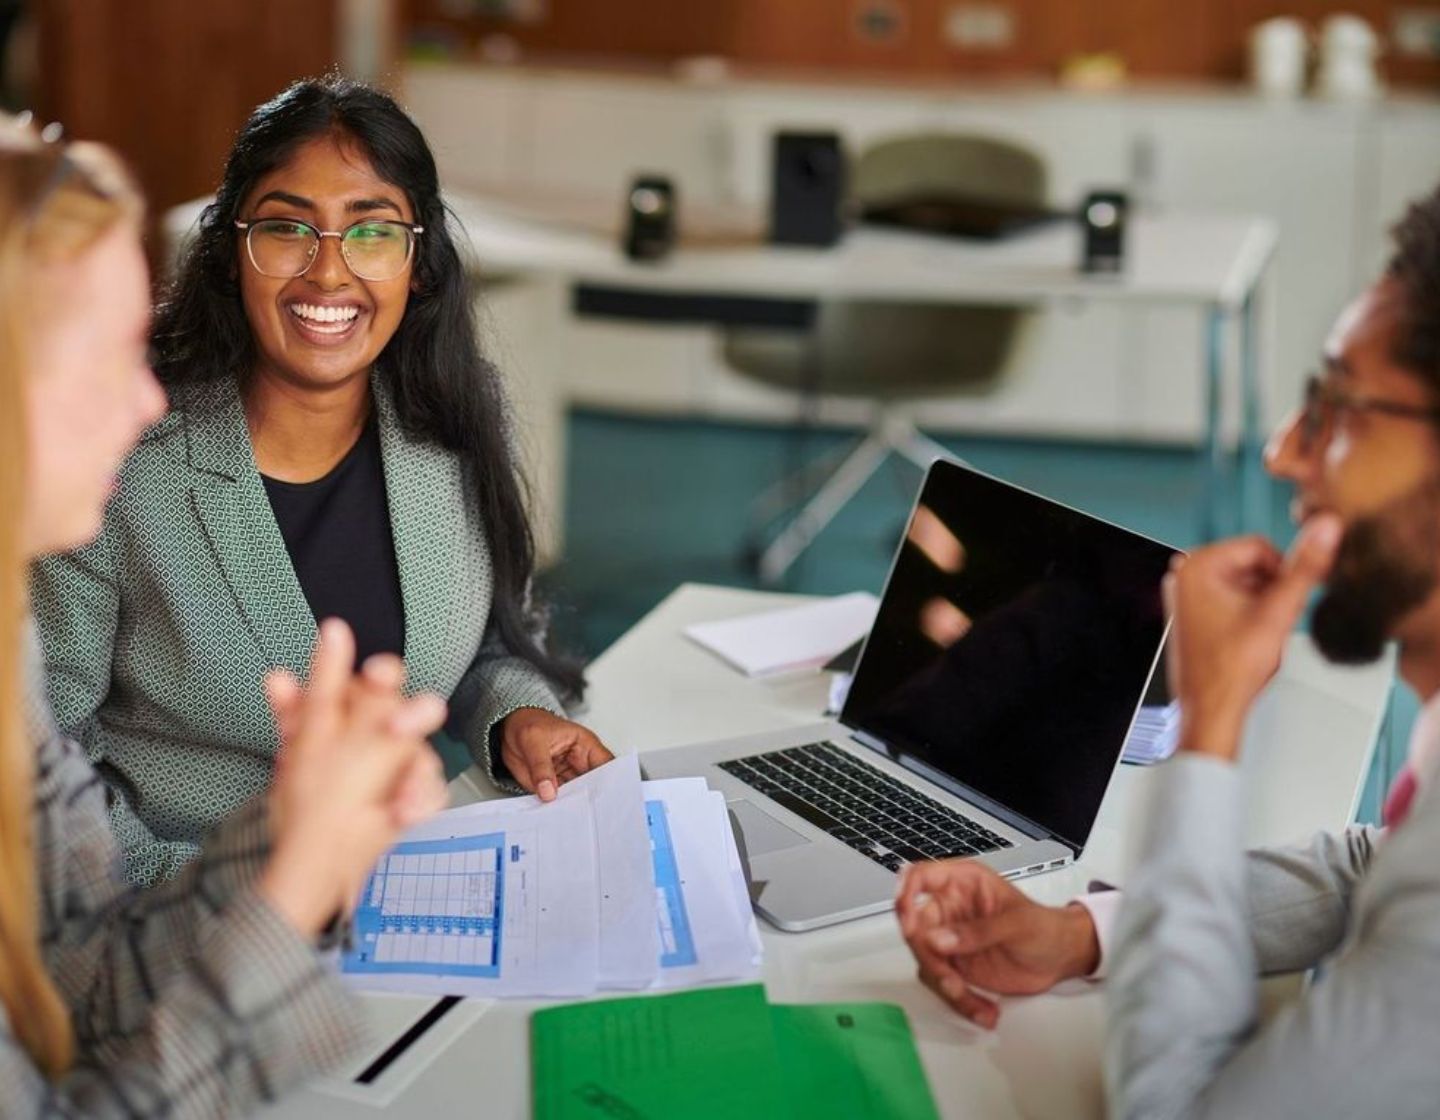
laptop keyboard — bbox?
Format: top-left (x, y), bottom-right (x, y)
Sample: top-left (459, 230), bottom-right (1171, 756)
top-left (718, 741), bottom-right (1013, 874)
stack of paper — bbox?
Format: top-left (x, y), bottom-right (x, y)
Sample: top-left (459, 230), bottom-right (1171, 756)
top-left (685, 592), bottom-right (879, 678)
top-left (1122, 701), bottom-right (1181, 765)
top-left (339, 756), bottom-right (761, 999)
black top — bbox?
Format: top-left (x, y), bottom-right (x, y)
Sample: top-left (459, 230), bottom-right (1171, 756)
top-left (262, 416), bottom-right (405, 665)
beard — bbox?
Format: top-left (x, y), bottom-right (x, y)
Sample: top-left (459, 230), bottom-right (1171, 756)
top-left (1311, 479), bottom-right (1440, 664)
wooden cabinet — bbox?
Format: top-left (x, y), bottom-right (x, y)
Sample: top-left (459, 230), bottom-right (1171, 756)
top-left (36, 0), bottom-right (342, 262)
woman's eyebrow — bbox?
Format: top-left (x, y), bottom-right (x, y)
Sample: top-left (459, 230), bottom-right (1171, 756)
top-left (346, 196), bottom-right (403, 215)
top-left (253, 190), bottom-right (312, 210)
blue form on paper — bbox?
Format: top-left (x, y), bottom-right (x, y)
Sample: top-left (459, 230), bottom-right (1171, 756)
top-left (343, 831), bottom-right (509, 979)
top-left (647, 800), bottom-right (699, 968)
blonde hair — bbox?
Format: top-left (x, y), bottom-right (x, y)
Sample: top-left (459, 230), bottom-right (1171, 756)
top-left (0, 121), bottom-right (140, 1079)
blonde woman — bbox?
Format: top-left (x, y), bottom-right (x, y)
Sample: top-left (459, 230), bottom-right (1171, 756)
top-left (0, 123), bottom-right (448, 1112)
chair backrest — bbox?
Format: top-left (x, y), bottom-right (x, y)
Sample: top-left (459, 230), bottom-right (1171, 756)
top-left (723, 132), bottom-right (1047, 399)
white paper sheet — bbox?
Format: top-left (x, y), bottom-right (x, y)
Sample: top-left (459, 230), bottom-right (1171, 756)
top-left (684, 591), bottom-right (879, 677)
top-left (341, 793), bottom-right (599, 998)
top-left (642, 779), bottom-right (762, 989)
top-left (338, 763), bottom-right (759, 1001)
top-left (446, 756), bottom-right (660, 988)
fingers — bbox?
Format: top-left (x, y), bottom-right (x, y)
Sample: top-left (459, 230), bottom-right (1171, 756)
top-left (527, 743), bottom-right (559, 802)
top-left (264, 670), bottom-right (302, 745)
top-left (300, 619), bottom-right (356, 744)
top-left (924, 908), bottom-right (1017, 958)
top-left (347, 653), bottom-right (407, 733)
top-left (905, 900), bottom-right (965, 985)
top-left (563, 730), bottom-right (614, 777)
top-left (917, 964), bottom-right (999, 1029)
top-left (896, 860), bottom-right (986, 936)
top-left (1258, 513), bottom-right (1342, 632)
top-left (502, 729), bottom-right (559, 801)
top-left (309, 619), bottom-right (356, 703)
top-left (391, 747), bottom-right (448, 829)
top-left (388, 693), bottom-right (448, 740)
top-left (937, 972), bottom-right (1000, 1029)
top-left (1202, 534), bottom-right (1285, 579)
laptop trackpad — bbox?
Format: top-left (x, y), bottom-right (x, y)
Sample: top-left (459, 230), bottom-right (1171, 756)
top-left (728, 799), bottom-right (812, 858)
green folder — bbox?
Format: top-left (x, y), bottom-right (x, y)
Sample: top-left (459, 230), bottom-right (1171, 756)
top-left (532, 984), bottom-right (940, 1120)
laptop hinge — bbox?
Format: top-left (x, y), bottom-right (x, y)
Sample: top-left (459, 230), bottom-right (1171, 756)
top-left (848, 730), bottom-right (1058, 845)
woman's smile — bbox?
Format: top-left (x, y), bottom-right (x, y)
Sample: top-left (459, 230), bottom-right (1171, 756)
top-left (284, 298), bottom-right (368, 346)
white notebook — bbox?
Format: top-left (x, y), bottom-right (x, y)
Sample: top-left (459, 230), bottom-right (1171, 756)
top-left (684, 592), bottom-right (879, 678)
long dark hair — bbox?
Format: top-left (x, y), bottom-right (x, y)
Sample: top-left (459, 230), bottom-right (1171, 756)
top-left (151, 75), bottom-right (584, 704)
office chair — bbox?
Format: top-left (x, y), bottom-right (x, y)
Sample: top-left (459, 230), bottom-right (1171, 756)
top-left (725, 133), bottom-right (1046, 584)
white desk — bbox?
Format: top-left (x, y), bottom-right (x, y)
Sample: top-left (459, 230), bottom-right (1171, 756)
top-left (265, 583), bottom-right (1391, 1120)
top-left (446, 192), bottom-right (1277, 541)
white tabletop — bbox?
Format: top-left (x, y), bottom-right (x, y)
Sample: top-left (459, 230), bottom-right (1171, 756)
top-left (267, 583), bottom-right (1391, 1120)
top-left (164, 194), bottom-right (1277, 312)
top-left (449, 194), bottom-right (1277, 312)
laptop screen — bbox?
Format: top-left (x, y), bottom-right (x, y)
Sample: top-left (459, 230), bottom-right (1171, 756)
top-left (841, 460), bottom-right (1177, 852)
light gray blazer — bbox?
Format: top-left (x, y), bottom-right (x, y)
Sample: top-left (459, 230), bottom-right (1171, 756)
top-left (30, 377), bottom-right (562, 887)
top-left (1107, 754), bottom-right (1440, 1119)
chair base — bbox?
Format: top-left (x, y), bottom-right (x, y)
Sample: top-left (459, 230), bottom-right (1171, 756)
top-left (748, 411), bottom-right (964, 586)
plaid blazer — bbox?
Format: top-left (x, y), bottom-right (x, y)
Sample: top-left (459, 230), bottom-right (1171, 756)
top-left (0, 629), bottom-right (365, 1116)
top-left (31, 376), bottom-right (561, 886)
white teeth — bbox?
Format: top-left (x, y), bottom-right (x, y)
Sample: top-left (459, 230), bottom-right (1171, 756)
top-left (289, 302), bottom-right (361, 326)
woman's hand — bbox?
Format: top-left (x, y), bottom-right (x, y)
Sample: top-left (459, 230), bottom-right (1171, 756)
top-left (258, 619), bottom-right (449, 937)
top-left (896, 859), bottom-right (1100, 1029)
top-left (499, 708), bottom-right (614, 801)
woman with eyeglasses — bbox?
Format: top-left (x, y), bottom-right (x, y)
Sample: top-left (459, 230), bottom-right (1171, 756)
top-left (30, 77), bottom-right (612, 887)
top-left (1, 119), bottom-right (449, 1113)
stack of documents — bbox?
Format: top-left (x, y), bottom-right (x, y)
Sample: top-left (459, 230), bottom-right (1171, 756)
top-left (533, 984), bottom-right (940, 1120)
top-left (339, 756), bottom-right (762, 998)
top-left (1122, 701), bottom-right (1181, 765)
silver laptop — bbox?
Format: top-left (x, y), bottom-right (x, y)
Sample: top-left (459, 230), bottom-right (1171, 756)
top-left (642, 459), bottom-right (1178, 931)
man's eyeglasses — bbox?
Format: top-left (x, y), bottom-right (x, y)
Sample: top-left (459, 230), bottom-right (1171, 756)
top-left (234, 217), bottom-right (424, 283)
top-left (1298, 374), bottom-right (1440, 454)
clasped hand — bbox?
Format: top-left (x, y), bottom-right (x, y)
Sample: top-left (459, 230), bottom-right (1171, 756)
top-left (259, 619), bottom-right (450, 937)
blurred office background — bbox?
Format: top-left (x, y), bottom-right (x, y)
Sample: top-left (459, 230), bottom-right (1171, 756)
top-left (22, 0), bottom-right (1440, 818)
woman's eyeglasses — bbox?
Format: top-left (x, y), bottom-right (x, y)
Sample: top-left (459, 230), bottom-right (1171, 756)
top-left (234, 217), bottom-right (424, 282)
top-left (1298, 374), bottom-right (1440, 454)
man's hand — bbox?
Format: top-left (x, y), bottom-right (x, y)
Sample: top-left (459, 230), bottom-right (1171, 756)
top-left (499, 708), bottom-right (614, 801)
top-left (1166, 513), bottom-right (1342, 760)
top-left (896, 860), bottom-right (1100, 1029)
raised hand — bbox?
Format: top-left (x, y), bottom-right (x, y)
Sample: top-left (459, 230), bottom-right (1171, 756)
top-left (1166, 513), bottom-right (1341, 760)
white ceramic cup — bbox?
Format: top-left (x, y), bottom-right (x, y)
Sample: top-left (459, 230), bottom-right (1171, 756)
top-left (1316, 14), bottom-right (1382, 99)
top-left (1249, 17), bottom-right (1308, 97)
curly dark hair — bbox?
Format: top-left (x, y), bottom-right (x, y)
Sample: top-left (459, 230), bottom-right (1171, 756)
top-left (151, 75), bottom-right (584, 704)
top-left (1388, 182), bottom-right (1440, 388)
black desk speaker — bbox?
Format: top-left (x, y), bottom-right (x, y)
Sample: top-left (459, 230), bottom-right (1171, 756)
top-left (1081, 190), bottom-right (1127, 274)
top-left (624, 175), bottom-right (676, 261)
top-left (770, 132), bottom-right (846, 247)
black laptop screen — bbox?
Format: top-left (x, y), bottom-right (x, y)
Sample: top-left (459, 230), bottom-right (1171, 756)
top-left (841, 460), bottom-right (1177, 852)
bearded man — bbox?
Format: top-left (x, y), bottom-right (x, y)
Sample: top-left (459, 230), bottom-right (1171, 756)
top-left (897, 185), bottom-right (1440, 1120)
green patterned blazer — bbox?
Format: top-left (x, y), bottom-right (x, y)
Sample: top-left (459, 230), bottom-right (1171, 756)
top-left (31, 376), bottom-right (562, 886)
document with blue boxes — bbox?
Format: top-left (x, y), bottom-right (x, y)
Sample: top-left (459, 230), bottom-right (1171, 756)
top-left (340, 755), bottom-right (761, 998)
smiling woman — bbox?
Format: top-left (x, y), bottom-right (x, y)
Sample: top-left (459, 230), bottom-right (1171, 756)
top-left (29, 77), bottom-right (614, 888)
